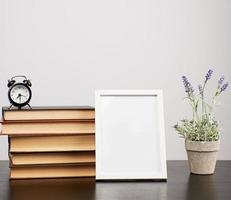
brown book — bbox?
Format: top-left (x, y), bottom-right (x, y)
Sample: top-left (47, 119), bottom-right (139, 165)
top-left (10, 152), bottom-right (95, 166)
top-left (1, 120), bottom-right (95, 135)
top-left (10, 135), bottom-right (95, 152)
top-left (2, 106), bottom-right (95, 121)
top-left (10, 164), bottom-right (95, 179)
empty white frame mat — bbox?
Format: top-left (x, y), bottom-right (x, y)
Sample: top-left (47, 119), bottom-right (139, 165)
top-left (95, 90), bottom-right (167, 180)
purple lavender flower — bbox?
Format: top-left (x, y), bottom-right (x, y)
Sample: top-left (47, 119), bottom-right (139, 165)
top-left (218, 75), bottom-right (225, 85)
top-left (182, 76), bottom-right (194, 95)
top-left (182, 76), bottom-right (189, 90)
top-left (221, 82), bottom-right (229, 92)
top-left (190, 85), bottom-right (194, 93)
top-left (198, 84), bottom-right (203, 95)
top-left (205, 69), bottom-right (213, 81)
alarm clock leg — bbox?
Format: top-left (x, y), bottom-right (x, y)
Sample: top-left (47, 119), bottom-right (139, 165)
top-left (8, 104), bottom-right (13, 110)
top-left (27, 104), bottom-right (32, 109)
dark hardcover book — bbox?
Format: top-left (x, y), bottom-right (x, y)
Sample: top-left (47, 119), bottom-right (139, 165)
top-left (9, 151), bottom-right (95, 166)
top-left (10, 164), bottom-right (96, 179)
top-left (9, 135), bottom-right (95, 152)
top-left (2, 106), bottom-right (95, 121)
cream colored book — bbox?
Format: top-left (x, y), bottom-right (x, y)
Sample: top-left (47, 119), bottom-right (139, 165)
top-left (10, 135), bottom-right (95, 152)
top-left (10, 164), bottom-right (95, 179)
top-left (10, 152), bottom-right (95, 166)
top-left (2, 106), bottom-right (95, 121)
top-left (1, 120), bottom-right (95, 135)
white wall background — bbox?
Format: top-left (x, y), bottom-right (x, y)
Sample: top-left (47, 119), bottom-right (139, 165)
top-left (0, 0), bottom-right (230, 160)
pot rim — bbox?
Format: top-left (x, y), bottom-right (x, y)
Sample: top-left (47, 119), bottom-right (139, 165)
top-left (185, 139), bottom-right (220, 152)
top-left (185, 138), bottom-right (220, 143)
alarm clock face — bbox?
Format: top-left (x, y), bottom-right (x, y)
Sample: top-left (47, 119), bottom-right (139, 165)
top-left (9, 83), bottom-right (32, 107)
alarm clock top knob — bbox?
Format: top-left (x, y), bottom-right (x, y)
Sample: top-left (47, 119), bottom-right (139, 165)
top-left (7, 79), bottom-right (16, 88)
top-left (23, 79), bottom-right (32, 87)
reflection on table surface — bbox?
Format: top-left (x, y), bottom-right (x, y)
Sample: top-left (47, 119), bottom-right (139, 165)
top-left (10, 178), bottom-right (96, 200)
top-left (9, 175), bottom-right (217, 200)
top-left (7, 161), bottom-right (231, 200)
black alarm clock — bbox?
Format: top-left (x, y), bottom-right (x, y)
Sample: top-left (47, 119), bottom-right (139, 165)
top-left (7, 75), bottom-right (32, 109)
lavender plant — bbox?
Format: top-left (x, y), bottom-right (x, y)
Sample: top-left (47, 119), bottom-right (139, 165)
top-left (174, 69), bottom-right (229, 141)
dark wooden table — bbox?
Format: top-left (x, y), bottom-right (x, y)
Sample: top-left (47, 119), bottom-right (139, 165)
top-left (0, 161), bottom-right (230, 200)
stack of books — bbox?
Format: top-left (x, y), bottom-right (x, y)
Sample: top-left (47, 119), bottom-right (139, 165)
top-left (1, 106), bottom-right (95, 179)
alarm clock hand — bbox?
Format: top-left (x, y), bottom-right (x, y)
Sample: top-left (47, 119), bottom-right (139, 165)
top-left (16, 94), bottom-right (22, 103)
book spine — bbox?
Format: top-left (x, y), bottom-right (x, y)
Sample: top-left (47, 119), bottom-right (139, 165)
top-left (2, 107), bottom-right (5, 121)
top-left (9, 153), bottom-right (13, 167)
top-left (10, 162), bottom-right (96, 168)
top-left (8, 137), bottom-right (11, 159)
top-left (10, 175), bottom-right (96, 179)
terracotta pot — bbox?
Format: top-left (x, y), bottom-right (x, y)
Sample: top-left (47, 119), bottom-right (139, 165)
top-left (185, 139), bottom-right (220, 175)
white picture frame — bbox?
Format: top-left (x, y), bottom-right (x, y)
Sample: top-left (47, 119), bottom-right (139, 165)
top-left (95, 90), bottom-right (167, 180)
